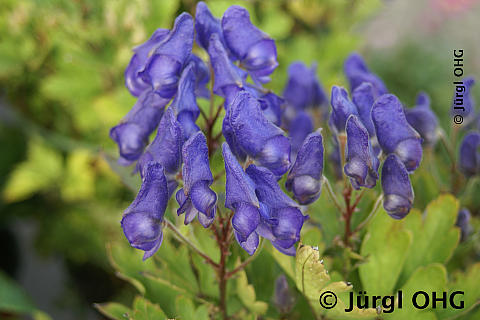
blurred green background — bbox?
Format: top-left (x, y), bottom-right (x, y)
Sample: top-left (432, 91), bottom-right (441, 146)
top-left (0, 0), bottom-right (479, 319)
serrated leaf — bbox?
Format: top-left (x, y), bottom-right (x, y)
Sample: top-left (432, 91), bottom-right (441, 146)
top-left (132, 296), bottom-right (167, 320)
top-left (95, 302), bottom-right (131, 320)
top-left (398, 195), bottom-right (460, 286)
top-left (295, 245), bottom-right (330, 300)
top-left (359, 207), bottom-right (413, 296)
top-left (235, 264), bottom-right (268, 315)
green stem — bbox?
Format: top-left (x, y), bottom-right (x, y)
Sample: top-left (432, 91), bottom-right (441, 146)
top-left (353, 194), bottom-right (384, 233)
top-left (322, 176), bottom-right (343, 213)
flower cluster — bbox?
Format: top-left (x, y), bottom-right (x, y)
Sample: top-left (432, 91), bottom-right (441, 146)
top-left (111, 3), bottom-right (435, 259)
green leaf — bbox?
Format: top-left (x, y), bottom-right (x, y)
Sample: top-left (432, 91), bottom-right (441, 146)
top-left (132, 296), bottom-right (167, 320)
top-left (3, 139), bottom-right (63, 202)
top-left (398, 195), bottom-right (460, 286)
top-left (235, 264), bottom-right (268, 315)
top-left (0, 270), bottom-right (35, 314)
top-left (359, 207), bottom-right (413, 296)
top-left (94, 302), bottom-right (131, 320)
top-left (61, 149), bottom-right (95, 201)
top-left (175, 296), bottom-right (196, 320)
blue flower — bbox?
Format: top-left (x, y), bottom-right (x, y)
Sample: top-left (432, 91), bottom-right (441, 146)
top-left (176, 132), bottom-right (217, 227)
top-left (246, 165), bottom-right (308, 256)
top-left (344, 115), bottom-right (379, 189)
top-left (140, 13), bottom-right (194, 99)
top-left (227, 91), bottom-right (291, 175)
top-left (372, 94), bottom-right (423, 172)
top-left (286, 130), bottom-right (324, 205)
top-left (223, 143), bottom-right (261, 255)
top-left (170, 63), bottom-right (201, 140)
top-left (344, 53), bottom-right (388, 97)
top-left (459, 131), bottom-right (480, 177)
top-left (195, 2), bottom-right (226, 51)
top-left (381, 154), bottom-right (414, 219)
top-left (288, 111), bottom-right (314, 156)
top-left (136, 108), bottom-right (184, 196)
top-left (405, 92), bottom-right (439, 146)
top-left (110, 89), bottom-right (169, 162)
top-left (456, 208), bottom-right (472, 241)
top-left (283, 62), bottom-right (327, 111)
top-left (255, 91), bottom-right (285, 127)
top-left (121, 162), bottom-right (169, 260)
top-left (125, 29), bottom-right (169, 97)
top-left (222, 6), bottom-right (278, 83)
top-left (329, 86), bottom-right (359, 134)
top-left (207, 33), bottom-right (245, 105)
top-left (187, 54), bottom-right (210, 99)
top-left (351, 82), bottom-right (376, 138)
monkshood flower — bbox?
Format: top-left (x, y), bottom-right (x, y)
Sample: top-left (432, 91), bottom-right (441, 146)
top-left (288, 111), bottom-right (314, 156)
top-left (121, 162), bottom-right (168, 260)
top-left (136, 108), bottom-right (183, 196)
top-left (226, 91), bottom-right (291, 175)
top-left (222, 5), bottom-right (278, 83)
top-left (246, 165), bottom-right (308, 255)
top-left (274, 274), bottom-right (296, 314)
top-left (258, 92), bottom-right (284, 127)
top-left (351, 82), bottom-right (376, 139)
top-left (170, 63), bottom-right (201, 140)
top-left (372, 94), bottom-right (423, 172)
top-left (286, 130), bottom-right (324, 205)
top-left (187, 54), bottom-right (210, 99)
top-left (283, 62), bottom-right (327, 111)
top-left (451, 77), bottom-right (476, 122)
top-left (344, 53), bottom-right (388, 97)
top-left (381, 154), bottom-right (414, 219)
top-left (344, 115), bottom-right (379, 189)
top-left (176, 132), bottom-right (217, 227)
top-left (125, 28), bottom-right (169, 97)
top-left (222, 143), bottom-right (260, 255)
top-left (405, 92), bottom-right (439, 146)
top-left (456, 208), bottom-right (472, 241)
top-left (110, 89), bottom-right (169, 162)
top-left (140, 13), bottom-right (194, 99)
top-left (329, 86), bottom-right (359, 134)
top-left (195, 2), bottom-right (227, 52)
top-left (207, 33), bottom-right (244, 105)
top-left (458, 131), bottom-right (480, 177)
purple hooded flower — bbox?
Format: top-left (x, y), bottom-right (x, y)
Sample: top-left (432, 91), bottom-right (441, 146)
top-left (176, 132), bottom-right (217, 227)
top-left (121, 162), bottom-right (168, 260)
top-left (195, 2), bottom-right (226, 51)
top-left (351, 82), bottom-right (376, 138)
top-left (344, 53), bottom-right (388, 97)
top-left (246, 165), bottom-right (308, 255)
top-left (227, 91), bottom-right (291, 175)
top-left (381, 154), bottom-right (414, 219)
top-left (187, 54), bottom-right (210, 99)
top-left (405, 92), bottom-right (439, 146)
top-left (257, 92), bottom-right (284, 127)
top-left (125, 28), bottom-right (169, 97)
top-left (170, 63), bottom-right (201, 139)
top-left (140, 13), bottom-right (194, 99)
top-left (329, 86), bottom-right (359, 134)
top-left (223, 143), bottom-right (261, 255)
top-left (283, 62), bottom-right (327, 111)
top-left (222, 6), bottom-right (278, 83)
top-left (274, 274), bottom-right (296, 314)
top-left (136, 108), bottom-right (183, 195)
top-left (286, 130), bottom-right (324, 205)
top-left (110, 89), bottom-right (169, 162)
top-left (289, 111), bottom-right (314, 156)
top-left (344, 115), bottom-right (379, 189)
top-left (372, 94), bottom-right (423, 172)
top-left (459, 131), bottom-right (480, 177)
top-left (456, 208), bottom-right (472, 241)
top-left (207, 33), bottom-right (244, 105)
top-left (451, 77), bottom-right (475, 121)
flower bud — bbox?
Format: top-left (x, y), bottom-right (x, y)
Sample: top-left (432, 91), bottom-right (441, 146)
top-left (459, 131), bottom-right (480, 177)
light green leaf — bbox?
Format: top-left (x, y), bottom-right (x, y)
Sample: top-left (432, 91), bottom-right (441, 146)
top-left (235, 264), bottom-right (268, 315)
top-left (399, 195), bottom-right (460, 286)
top-left (61, 149), bottom-right (95, 201)
top-left (3, 139), bottom-right (63, 202)
top-left (0, 270), bottom-right (35, 314)
top-left (359, 207), bottom-right (413, 296)
top-left (132, 296), bottom-right (167, 320)
top-left (94, 302), bottom-right (131, 320)
top-left (175, 296), bottom-right (196, 320)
